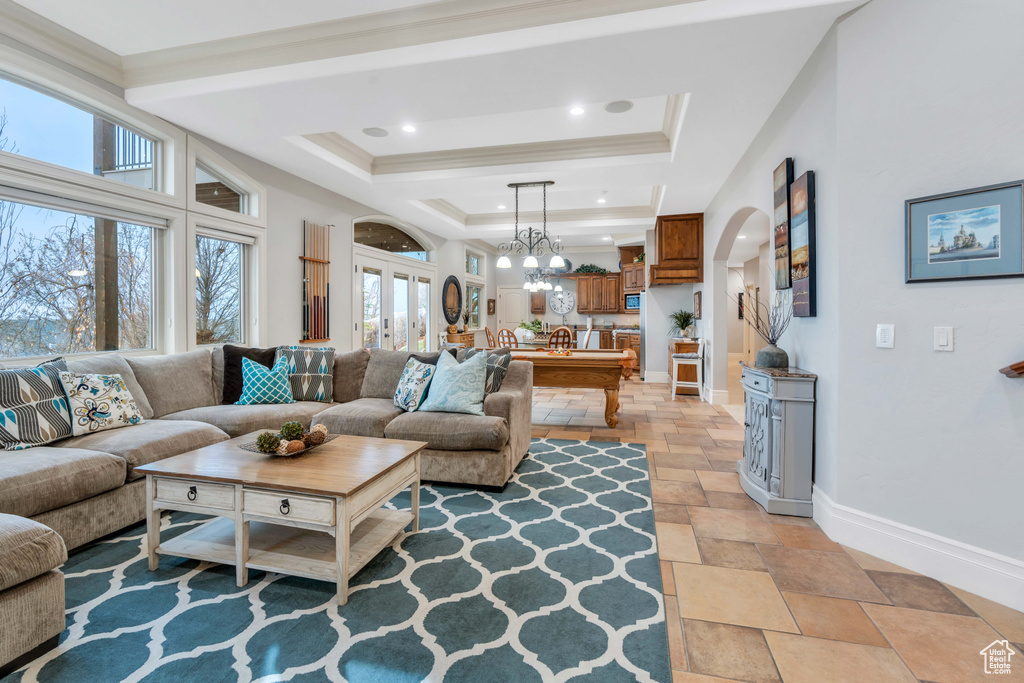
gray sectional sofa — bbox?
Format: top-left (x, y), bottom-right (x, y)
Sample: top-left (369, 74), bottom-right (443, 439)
top-left (0, 345), bottom-right (532, 672)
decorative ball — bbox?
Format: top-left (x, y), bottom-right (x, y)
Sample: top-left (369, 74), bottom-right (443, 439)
top-left (276, 440), bottom-right (291, 455)
top-left (280, 421), bottom-right (304, 441)
top-left (311, 423), bottom-right (328, 436)
top-left (285, 440), bottom-right (305, 454)
top-left (306, 430), bottom-right (326, 446)
top-left (256, 432), bottom-right (281, 454)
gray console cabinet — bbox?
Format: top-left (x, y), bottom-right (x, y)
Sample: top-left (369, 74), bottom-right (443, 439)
top-left (737, 363), bottom-right (816, 517)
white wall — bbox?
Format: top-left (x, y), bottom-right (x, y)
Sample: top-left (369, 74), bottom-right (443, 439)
top-left (725, 268), bottom-right (745, 354)
top-left (701, 0), bottom-right (1024, 607)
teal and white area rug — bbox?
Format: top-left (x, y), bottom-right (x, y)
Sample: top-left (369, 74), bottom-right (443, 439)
top-left (5, 439), bottom-right (670, 683)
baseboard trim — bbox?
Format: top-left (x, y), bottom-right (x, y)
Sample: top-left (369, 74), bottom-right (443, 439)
top-left (645, 371), bottom-right (669, 384)
top-left (707, 388), bottom-right (729, 405)
top-left (813, 486), bottom-right (1024, 613)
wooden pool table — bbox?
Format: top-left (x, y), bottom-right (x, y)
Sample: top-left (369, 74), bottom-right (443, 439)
top-left (508, 348), bottom-right (637, 428)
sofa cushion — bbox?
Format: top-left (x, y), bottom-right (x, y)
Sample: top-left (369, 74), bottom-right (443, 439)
top-left (0, 513), bottom-right (67, 592)
top-left (59, 371), bottom-right (146, 436)
top-left (58, 420), bottom-right (228, 481)
top-left (333, 349), bottom-right (369, 404)
top-left (313, 398), bottom-right (404, 438)
top-left (67, 354), bottom-right (154, 419)
top-left (419, 351), bottom-right (486, 416)
top-left (360, 349), bottom-right (414, 399)
top-left (127, 350), bottom-right (217, 418)
top-left (221, 345), bottom-right (277, 404)
top-left (0, 447), bottom-right (126, 518)
top-left (464, 348), bottom-right (512, 394)
top-left (276, 346), bottom-right (335, 402)
top-left (160, 402), bottom-right (328, 438)
top-left (393, 358), bottom-right (435, 412)
top-left (236, 356), bottom-right (295, 406)
top-left (384, 411), bottom-right (509, 451)
top-left (0, 361), bottom-right (73, 451)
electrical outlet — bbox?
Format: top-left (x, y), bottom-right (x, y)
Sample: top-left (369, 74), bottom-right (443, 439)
top-left (934, 326), bottom-right (954, 351)
top-left (876, 324), bottom-right (894, 349)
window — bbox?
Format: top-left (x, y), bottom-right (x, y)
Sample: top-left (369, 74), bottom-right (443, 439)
top-left (466, 284), bottom-right (482, 330)
top-left (0, 75), bottom-right (155, 190)
top-left (466, 251), bottom-right (481, 276)
top-left (195, 233), bottom-right (244, 345)
top-left (354, 221), bottom-right (427, 260)
top-left (196, 163), bottom-right (245, 214)
top-left (0, 197), bottom-right (154, 358)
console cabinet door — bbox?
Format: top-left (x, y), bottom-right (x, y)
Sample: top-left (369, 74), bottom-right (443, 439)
top-left (743, 391), bottom-right (771, 491)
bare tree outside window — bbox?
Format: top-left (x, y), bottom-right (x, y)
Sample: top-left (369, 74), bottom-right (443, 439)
top-left (195, 235), bottom-right (243, 345)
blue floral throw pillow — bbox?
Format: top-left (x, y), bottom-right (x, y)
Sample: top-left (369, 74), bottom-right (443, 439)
top-left (418, 350), bottom-right (486, 416)
top-left (59, 372), bottom-right (145, 436)
top-left (393, 358), bottom-right (435, 412)
top-left (236, 356), bottom-right (295, 405)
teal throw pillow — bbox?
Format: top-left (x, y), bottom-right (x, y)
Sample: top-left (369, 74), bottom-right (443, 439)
top-left (235, 356), bottom-right (295, 405)
top-left (393, 358), bottom-right (435, 412)
top-left (418, 350), bottom-right (486, 416)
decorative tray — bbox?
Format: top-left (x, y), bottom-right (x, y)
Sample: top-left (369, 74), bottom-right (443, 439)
top-left (239, 433), bottom-right (339, 457)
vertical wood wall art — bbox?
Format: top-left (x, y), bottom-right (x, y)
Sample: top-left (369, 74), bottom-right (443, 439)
top-left (300, 220), bottom-right (332, 343)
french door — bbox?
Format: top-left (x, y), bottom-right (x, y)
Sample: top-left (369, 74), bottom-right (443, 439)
top-left (354, 252), bottom-right (434, 352)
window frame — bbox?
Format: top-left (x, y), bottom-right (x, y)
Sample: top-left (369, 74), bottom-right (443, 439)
top-left (187, 136), bottom-right (266, 228)
top-left (186, 214), bottom-right (265, 351)
top-left (0, 42), bottom-right (186, 209)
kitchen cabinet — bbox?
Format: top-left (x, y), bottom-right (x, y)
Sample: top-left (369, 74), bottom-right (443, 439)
top-left (530, 291), bottom-right (545, 315)
top-left (591, 275), bottom-right (605, 311)
top-left (602, 274), bottom-right (621, 313)
top-left (622, 263), bottom-right (645, 293)
top-left (616, 332), bottom-right (641, 365)
top-left (650, 213), bottom-right (703, 285)
top-left (576, 273), bottom-right (624, 314)
top-left (599, 330), bottom-right (613, 350)
top-left (669, 339), bottom-right (700, 395)
top-left (576, 276), bottom-right (593, 313)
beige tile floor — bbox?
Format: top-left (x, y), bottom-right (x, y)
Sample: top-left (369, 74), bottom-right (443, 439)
top-left (532, 379), bottom-right (1024, 683)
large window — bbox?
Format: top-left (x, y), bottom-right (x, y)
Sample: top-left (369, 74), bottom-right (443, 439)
top-left (195, 233), bottom-right (244, 345)
top-left (466, 283), bottom-right (482, 330)
top-left (0, 197), bottom-right (153, 358)
top-left (196, 163), bottom-right (245, 214)
top-left (466, 251), bottom-right (481, 276)
top-left (0, 75), bottom-right (155, 190)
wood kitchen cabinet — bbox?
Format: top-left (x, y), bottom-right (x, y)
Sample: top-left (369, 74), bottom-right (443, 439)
top-left (602, 274), bottom-right (621, 313)
top-left (591, 275), bottom-right (605, 311)
top-left (622, 263), bottom-right (645, 293)
top-left (530, 291), bottom-right (545, 314)
top-left (615, 333), bottom-right (641, 366)
top-left (598, 330), bottom-right (613, 349)
top-left (650, 213), bottom-right (703, 284)
top-left (576, 273), bottom-right (623, 314)
top-left (576, 276), bottom-right (593, 313)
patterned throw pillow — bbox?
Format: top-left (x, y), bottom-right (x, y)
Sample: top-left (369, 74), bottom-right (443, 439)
top-left (236, 356), bottom-right (295, 405)
top-left (275, 346), bottom-right (335, 402)
top-left (463, 348), bottom-right (512, 394)
top-left (59, 372), bottom-right (145, 436)
top-left (418, 350), bottom-right (486, 416)
top-left (393, 358), bottom-right (436, 412)
top-left (0, 359), bottom-right (72, 450)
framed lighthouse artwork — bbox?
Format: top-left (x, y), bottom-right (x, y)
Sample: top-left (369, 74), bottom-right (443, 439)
top-left (906, 180), bottom-right (1024, 283)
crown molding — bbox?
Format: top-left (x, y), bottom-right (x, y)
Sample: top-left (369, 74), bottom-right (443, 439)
top-left (373, 132), bottom-right (669, 175)
top-left (300, 132), bottom-right (374, 174)
top-left (0, 0), bottom-right (124, 87)
top-left (419, 198), bottom-right (468, 224)
top-left (122, 0), bottom-right (698, 88)
top-left (466, 204), bottom-right (655, 226)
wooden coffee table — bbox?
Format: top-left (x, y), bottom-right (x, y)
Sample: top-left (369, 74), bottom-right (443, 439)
top-left (134, 432), bottom-right (426, 605)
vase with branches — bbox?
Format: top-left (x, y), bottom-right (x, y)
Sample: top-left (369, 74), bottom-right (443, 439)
top-left (667, 310), bottom-right (695, 338)
top-left (730, 288), bottom-right (793, 368)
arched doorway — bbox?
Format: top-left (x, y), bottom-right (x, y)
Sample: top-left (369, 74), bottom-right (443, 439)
top-left (707, 207), bottom-right (771, 407)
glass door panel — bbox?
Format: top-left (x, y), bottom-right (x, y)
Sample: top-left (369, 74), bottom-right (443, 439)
top-left (361, 266), bottom-right (383, 349)
top-left (393, 273), bottom-right (410, 351)
top-left (416, 276), bottom-right (430, 351)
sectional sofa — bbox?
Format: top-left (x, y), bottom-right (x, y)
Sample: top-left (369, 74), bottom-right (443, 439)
top-left (0, 346), bottom-right (532, 673)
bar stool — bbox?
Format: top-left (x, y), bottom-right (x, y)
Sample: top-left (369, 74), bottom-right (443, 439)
top-left (671, 338), bottom-right (706, 401)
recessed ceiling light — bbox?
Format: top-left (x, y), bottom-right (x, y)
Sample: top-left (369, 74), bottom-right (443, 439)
top-left (603, 236), bottom-right (612, 241)
top-left (737, 235), bottom-right (747, 239)
top-left (605, 100), bottom-right (634, 114)
top-left (597, 198), bottom-right (607, 204)
top-left (362, 127), bottom-right (388, 137)
top-left (497, 205), bottom-right (506, 210)
top-left (570, 106), bottom-right (585, 116)
top-left (402, 124), bottom-right (417, 133)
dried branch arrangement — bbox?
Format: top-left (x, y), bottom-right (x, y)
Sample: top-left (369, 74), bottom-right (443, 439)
top-left (729, 288), bottom-right (793, 346)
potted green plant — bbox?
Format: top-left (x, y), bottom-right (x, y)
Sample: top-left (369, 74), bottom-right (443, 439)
top-left (668, 310), bottom-right (695, 339)
top-left (518, 319), bottom-right (543, 342)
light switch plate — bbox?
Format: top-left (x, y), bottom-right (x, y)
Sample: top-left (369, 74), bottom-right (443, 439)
top-left (876, 324), bottom-right (895, 349)
top-left (934, 326), bottom-right (954, 351)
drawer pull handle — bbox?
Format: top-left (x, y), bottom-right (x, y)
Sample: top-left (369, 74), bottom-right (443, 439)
top-left (187, 486), bottom-right (197, 502)
top-left (280, 499), bottom-right (290, 515)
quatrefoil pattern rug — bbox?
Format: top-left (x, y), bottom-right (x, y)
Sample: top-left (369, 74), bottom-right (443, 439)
top-left (6, 439), bottom-right (671, 683)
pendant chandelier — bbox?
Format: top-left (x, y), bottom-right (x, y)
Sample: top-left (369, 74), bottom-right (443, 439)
top-left (496, 181), bottom-right (564, 271)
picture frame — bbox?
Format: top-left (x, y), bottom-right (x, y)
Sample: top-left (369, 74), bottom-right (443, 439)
top-left (487, 298), bottom-right (496, 315)
top-left (906, 180), bottom-right (1024, 283)
top-left (790, 170), bottom-right (816, 317)
top-left (773, 158), bottom-right (794, 289)
top-left (694, 291), bottom-right (702, 320)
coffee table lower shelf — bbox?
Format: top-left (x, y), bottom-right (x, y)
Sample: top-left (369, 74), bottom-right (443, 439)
top-left (157, 509), bottom-right (413, 582)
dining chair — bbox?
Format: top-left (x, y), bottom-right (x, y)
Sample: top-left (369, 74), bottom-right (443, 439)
top-left (578, 328), bottom-right (593, 350)
top-left (671, 338), bottom-right (706, 401)
top-left (497, 328), bottom-right (518, 348)
top-left (485, 327), bottom-right (495, 348)
top-left (548, 326), bottom-right (573, 349)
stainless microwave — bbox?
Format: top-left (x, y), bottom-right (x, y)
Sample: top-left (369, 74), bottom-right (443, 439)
top-left (624, 293), bottom-right (641, 310)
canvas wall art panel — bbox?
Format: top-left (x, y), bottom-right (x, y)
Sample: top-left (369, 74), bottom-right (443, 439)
top-left (906, 180), bottom-right (1023, 282)
top-left (773, 158), bottom-right (794, 289)
top-left (790, 171), bottom-right (816, 317)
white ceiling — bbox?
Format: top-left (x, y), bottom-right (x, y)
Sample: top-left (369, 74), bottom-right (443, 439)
top-left (11, 0), bottom-right (863, 248)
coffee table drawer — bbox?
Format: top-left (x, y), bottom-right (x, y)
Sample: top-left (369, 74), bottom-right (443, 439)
top-left (155, 478), bottom-right (234, 510)
top-left (243, 489), bottom-right (334, 526)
